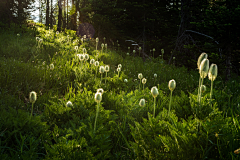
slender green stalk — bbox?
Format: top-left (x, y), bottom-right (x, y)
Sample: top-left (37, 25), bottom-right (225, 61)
top-left (118, 71), bottom-right (119, 78)
top-left (94, 102), bottom-right (100, 133)
top-left (105, 72), bottom-right (107, 84)
top-left (197, 76), bottom-right (202, 102)
top-left (95, 67), bottom-right (97, 79)
top-left (143, 84), bottom-right (145, 90)
top-left (168, 91), bottom-right (173, 116)
top-left (153, 97), bottom-right (156, 118)
top-left (30, 103), bottom-right (34, 118)
top-left (199, 78), bottom-right (204, 107)
top-left (100, 73), bottom-right (102, 86)
top-left (210, 80), bottom-right (213, 107)
top-left (139, 79), bottom-right (141, 90)
top-left (153, 51), bottom-right (154, 58)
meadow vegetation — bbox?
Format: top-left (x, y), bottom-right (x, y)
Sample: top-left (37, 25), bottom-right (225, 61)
top-left (0, 22), bottom-right (240, 159)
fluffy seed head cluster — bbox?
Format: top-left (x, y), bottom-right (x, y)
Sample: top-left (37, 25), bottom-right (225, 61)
top-left (138, 73), bottom-right (143, 79)
top-left (84, 54), bottom-right (89, 61)
top-left (84, 35), bottom-right (86, 39)
top-left (17, 33), bottom-right (20, 37)
top-left (199, 59), bottom-right (209, 78)
top-left (139, 99), bottom-right (146, 107)
top-left (151, 86), bottom-right (159, 98)
top-left (99, 66), bottom-right (105, 73)
top-left (97, 88), bottom-right (104, 94)
top-left (29, 91), bottom-right (37, 103)
top-left (95, 92), bottom-right (102, 103)
top-left (168, 79), bottom-right (176, 91)
top-left (208, 64), bottom-right (218, 81)
top-left (142, 78), bottom-right (147, 84)
top-left (118, 64), bottom-right (122, 68)
top-left (197, 52), bottom-right (208, 69)
top-left (56, 31), bottom-right (59, 35)
top-left (124, 79), bottom-right (128, 83)
top-left (101, 43), bottom-right (104, 48)
top-left (75, 46), bottom-right (78, 51)
top-left (153, 48), bottom-right (155, 52)
top-left (105, 65), bottom-right (110, 72)
top-left (66, 101), bottom-right (73, 107)
top-left (154, 73), bottom-right (157, 78)
top-left (50, 63), bottom-right (54, 70)
top-left (79, 54), bottom-right (85, 61)
top-left (161, 49), bottom-right (164, 54)
top-left (201, 85), bottom-right (206, 93)
top-left (105, 44), bottom-right (107, 47)
top-left (96, 37), bottom-right (99, 43)
top-left (90, 59), bottom-right (95, 65)
top-left (94, 61), bottom-right (99, 66)
top-left (117, 67), bottom-right (121, 72)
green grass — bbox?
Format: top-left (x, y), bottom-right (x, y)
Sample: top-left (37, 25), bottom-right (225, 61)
top-left (0, 22), bottom-right (240, 159)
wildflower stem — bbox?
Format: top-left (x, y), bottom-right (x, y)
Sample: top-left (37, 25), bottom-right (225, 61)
top-left (30, 103), bottom-right (34, 118)
top-left (105, 72), bottom-right (107, 84)
top-left (168, 91), bottom-right (173, 116)
top-left (210, 80), bottom-right (213, 107)
top-left (94, 102), bottom-right (100, 133)
top-left (199, 77), bottom-right (204, 108)
top-left (139, 79), bottom-right (141, 90)
top-left (153, 97), bottom-right (156, 118)
top-left (100, 73), bottom-right (102, 86)
top-left (197, 76), bottom-right (202, 102)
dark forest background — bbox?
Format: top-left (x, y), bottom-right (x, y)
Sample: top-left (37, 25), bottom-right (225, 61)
top-left (1, 0), bottom-right (240, 80)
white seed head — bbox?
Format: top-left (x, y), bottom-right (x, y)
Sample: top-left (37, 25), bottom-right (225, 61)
top-left (83, 48), bottom-right (87, 54)
top-left (197, 52), bottom-right (208, 70)
top-left (154, 73), bottom-right (157, 78)
top-left (208, 64), bottom-right (218, 81)
top-left (96, 37), bottom-right (99, 43)
top-left (29, 91), bottom-right (37, 103)
top-left (84, 35), bottom-right (86, 39)
top-left (173, 57), bottom-right (175, 59)
top-left (139, 47), bottom-right (142, 50)
top-left (50, 63), bottom-right (54, 70)
top-left (105, 44), bottom-right (107, 47)
top-left (56, 31), bottom-right (59, 35)
top-left (101, 43), bottom-right (104, 48)
top-left (95, 92), bottom-right (102, 103)
top-left (139, 99), bottom-right (146, 107)
top-left (66, 101), bottom-right (73, 107)
top-left (168, 79), bottom-right (176, 91)
top-left (124, 79), bottom-right (128, 83)
top-left (97, 88), bottom-right (104, 94)
top-left (75, 46), bottom-right (78, 50)
top-left (90, 59), bottom-right (95, 65)
top-left (142, 78), bottom-right (147, 84)
top-left (199, 59), bottom-right (209, 78)
top-left (84, 54), bottom-right (89, 60)
top-left (117, 67), bottom-right (121, 72)
top-left (99, 66), bottom-right (105, 73)
top-left (201, 85), bottom-right (206, 93)
top-left (17, 33), bottom-right (20, 37)
top-left (127, 53), bottom-right (129, 56)
top-left (94, 61), bottom-right (99, 66)
top-left (133, 50), bottom-right (136, 53)
top-left (151, 86), bottom-right (159, 98)
top-left (105, 65), bottom-right (110, 72)
top-left (161, 49), bottom-right (164, 54)
top-left (153, 48), bottom-right (155, 52)
top-left (138, 73), bottom-right (143, 79)
top-left (79, 54), bottom-right (85, 61)
top-left (118, 64), bottom-right (122, 68)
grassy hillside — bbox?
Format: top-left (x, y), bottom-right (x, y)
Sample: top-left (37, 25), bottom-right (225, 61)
top-left (0, 23), bottom-right (240, 159)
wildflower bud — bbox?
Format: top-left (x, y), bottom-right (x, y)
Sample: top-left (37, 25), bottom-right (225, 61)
top-left (75, 46), bottom-right (78, 50)
top-left (208, 64), bottom-right (218, 81)
top-left (84, 54), bottom-right (89, 61)
top-left (139, 99), bottom-right (146, 107)
top-left (154, 73), bottom-right (157, 78)
top-left (101, 43), bottom-right (104, 48)
top-left (50, 64), bottom-right (54, 70)
top-left (99, 66), bottom-right (105, 73)
top-left (29, 91), bottom-right (37, 103)
top-left (161, 49), bottom-right (164, 54)
top-left (17, 34), bottom-right (20, 37)
top-left (124, 79), bottom-right (128, 83)
top-left (173, 57), bottom-right (175, 60)
top-left (105, 44), bottom-right (107, 47)
top-left (201, 85), bottom-right (206, 93)
top-left (127, 53), bottom-right (129, 56)
top-left (96, 37), bottom-right (99, 43)
top-left (138, 73), bottom-right (143, 79)
top-left (94, 61), bottom-right (99, 66)
top-left (199, 59), bottom-right (209, 78)
top-left (151, 86), bottom-right (159, 98)
top-left (84, 35), bottom-right (86, 39)
top-left (95, 92), bottom-right (102, 103)
top-left (105, 65), bottom-right (110, 72)
top-left (168, 79), bottom-right (176, 91)
top-left (133, 50), bottom-right (136, 53)
top-left (83, 48), bottom-right (87, 54)
top-left (139, 47), bottom-right (141, 50)
top-left (90, 59), bottom-right (95, 65)
top-left (128, 47), bottom-right (130, 50)
top-left (117, 67), bottom-right (121, 72)
top-left (79, 54), bottom-right (84, 61)
top-left (197, 52), bottom-right (208, 70)
top-left (97, 88), bottom-right (104, 94)
top-left (142, 78), bottom-right (147, 84)
top-left (153, 48), bottom-right (155, 52)
top-left (66, 101), bottom-right (73, 107)
top-left (118, 64), bottom-right (122, 68)
top-left (56, 31), bottom-right (59, 35)
top-left (118, 44), bottom-right (120, 47)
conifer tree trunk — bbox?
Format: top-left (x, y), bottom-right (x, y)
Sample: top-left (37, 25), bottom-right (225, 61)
top-left (46, 0), bottom-right (49, 27)
top-left (57, 0), bottom-right (62, 31)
